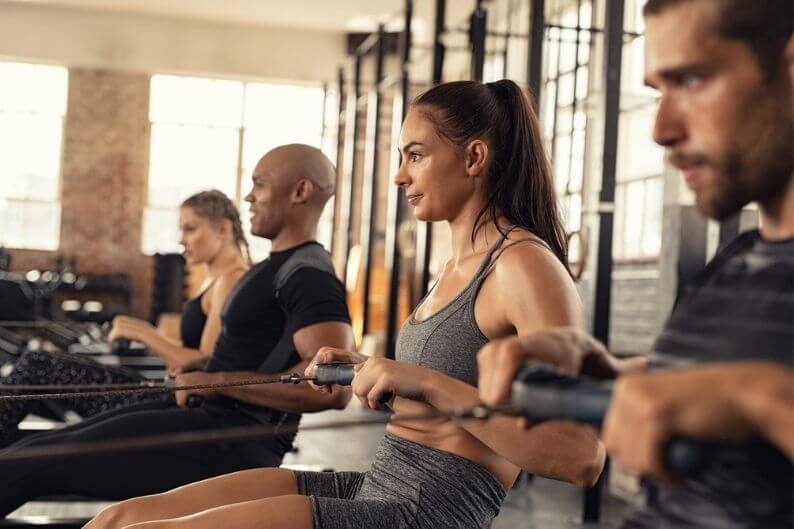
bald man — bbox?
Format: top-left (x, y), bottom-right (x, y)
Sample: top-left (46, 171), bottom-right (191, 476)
top-left (0, 145), bottom-right (354, 516)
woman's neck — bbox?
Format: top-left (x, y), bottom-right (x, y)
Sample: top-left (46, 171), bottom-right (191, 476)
top-left (206, 245), bottom-right (247, 278)
top-left (447, 200), bottom-right (507, 264)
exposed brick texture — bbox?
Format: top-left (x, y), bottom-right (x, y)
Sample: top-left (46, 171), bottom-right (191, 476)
top-left (10, 68), bottom-right (154, 319)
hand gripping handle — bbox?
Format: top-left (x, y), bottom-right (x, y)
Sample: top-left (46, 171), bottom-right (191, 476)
top-left (510, 365), bottom-right (709, 477)
top-left (311, 363), bottom-right (356, 386)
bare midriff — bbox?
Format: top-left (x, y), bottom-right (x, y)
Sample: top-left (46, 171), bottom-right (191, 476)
top-left (386, 397), bottom-right (519, 491)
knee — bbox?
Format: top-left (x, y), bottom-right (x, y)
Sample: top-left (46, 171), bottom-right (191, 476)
top-left (86, 498), bottom-right (143, 529)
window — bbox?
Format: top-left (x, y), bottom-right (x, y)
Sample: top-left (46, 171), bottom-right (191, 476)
top-left (0, 62), bottom-right (67, 251)
top-left (542, 1), bottom-right (593, 265)
top-left (143, 74), bottom-right (331, 260)
top-left (613, 1), bottom-right (665, 260)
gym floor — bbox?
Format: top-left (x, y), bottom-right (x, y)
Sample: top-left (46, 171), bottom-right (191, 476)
top-left (11, 403), bottom-right (631, 528)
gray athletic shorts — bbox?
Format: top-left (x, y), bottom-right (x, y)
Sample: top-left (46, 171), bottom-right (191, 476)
top-left (294, 433), bottom-right (506, 529)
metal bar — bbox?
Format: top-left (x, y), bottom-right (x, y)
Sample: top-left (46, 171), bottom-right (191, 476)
top-left (356, 32), bottom-right (380, 57)
top-left (565, 0), bottom-right (583, 195)
top-left (331, 68), bottom-right (346, 259)
top-left (469, 2), bottom-right (487, 81)
top-left (415, 0), bottom-right (446, 306)
top-left (544, 23), bottom-right (638, 37)
top-left (549, 28), bottom-right (564, 164)
top-left (586, 0), bottom-right (625, 523)
top-left (502, 0), bottom-right (515, 77)
top-left (527, 0), bottom-right (545, 107)
top-left (341, 57), bottom-right (362, 286)
top-left (385, 0), bottom-right (414, 359)
top-left (432, 0), bottom-right (447, 84)
top-left (360, 25), bottom-right (386, 335)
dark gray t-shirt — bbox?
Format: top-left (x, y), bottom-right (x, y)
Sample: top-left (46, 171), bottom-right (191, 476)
top-left (623, 230), bottom-right (793, 529)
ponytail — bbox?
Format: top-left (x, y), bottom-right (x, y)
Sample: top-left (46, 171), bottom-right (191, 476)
top-left (181, 190), bottom-right (252, 265)
top-left (412, 80), bottom-right (569, 271)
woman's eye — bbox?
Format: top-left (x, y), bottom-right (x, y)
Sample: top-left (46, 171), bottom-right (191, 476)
top-left (410, 152), bottom-right (422, 162)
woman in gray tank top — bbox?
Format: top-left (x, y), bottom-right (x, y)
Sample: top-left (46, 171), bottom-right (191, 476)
top-left (88, 80), bottom-right (605, 529)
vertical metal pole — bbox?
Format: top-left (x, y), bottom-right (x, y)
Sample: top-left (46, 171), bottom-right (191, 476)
top-left (360, 25), bottom-right (386, 335)
top-left (565, 0), bottom-right (583, 194)
top-left (331, 67), bottom-right (346, 259)
top-left (586, 0), bottom-right (625, 523)
top-left (470, 1), bottom-right (487, 82)
top-left (415, 0), bottom-right (446, 305)
top-left (385, 1), bottom-right (413, 359)
top-left (432, 0), bottom-right (447, 84)
top-left (527, 0), bottom-right (546, 108)
top-left (341, 57), bottom-right (362, 286)
top-left (502, 0), bottom-right (515, 77)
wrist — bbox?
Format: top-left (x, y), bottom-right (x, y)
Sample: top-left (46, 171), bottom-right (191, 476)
top-left (734, 364), bottom-right (787, 429)
top-left (208, 371), bottom-right (228, 396)
top-left (420, 369), bottom-right (443, 406)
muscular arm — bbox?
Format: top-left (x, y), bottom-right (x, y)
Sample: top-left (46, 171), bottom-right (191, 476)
top-left (110, 270), bottom-right (244, 369)
top-left (423, 373), bottom-right (605, 486)
top-left (739, 364), bottom-right (794, 459)
top-left (444, 243), bottom-right (605, 485)
top-left (213, 321), bottom-right (355, 412)
top-left (603, 361), bottom-right (794, 480)
top-left (130, 330), bottom-right (201, 369)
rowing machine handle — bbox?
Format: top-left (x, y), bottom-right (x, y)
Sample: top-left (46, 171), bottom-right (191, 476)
top-left (511, 365), bottom-right (710, 477)
top-left (312, 363), bottom-right (356, 386)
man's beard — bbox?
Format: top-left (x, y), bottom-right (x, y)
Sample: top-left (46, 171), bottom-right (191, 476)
top-left (670, 131), bottom-right (793, 222)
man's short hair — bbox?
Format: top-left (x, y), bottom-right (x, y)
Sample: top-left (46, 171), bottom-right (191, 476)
top-left (644, 0), bottom-right (793, 80)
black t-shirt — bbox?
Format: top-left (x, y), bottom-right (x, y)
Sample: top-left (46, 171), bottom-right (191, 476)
top-left (624, 230), bottom-right (793, 529)
top-left (206, 241), bottom-right (349, 374)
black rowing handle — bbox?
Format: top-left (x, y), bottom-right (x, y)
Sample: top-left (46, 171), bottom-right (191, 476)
top-left (510, 365), bottom-right (709, 477)
top-left (312, 363), bottom-right (356, 386)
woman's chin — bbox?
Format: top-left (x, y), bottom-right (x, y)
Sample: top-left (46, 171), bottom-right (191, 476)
top-left (413, 206), bottom-right (432, 222)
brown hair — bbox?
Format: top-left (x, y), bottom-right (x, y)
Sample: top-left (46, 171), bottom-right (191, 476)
top-left (181, 189), bottom-right (251, 264)
top-left (644, 0), bottom-right (793, 80)
top-left (412, 79), bottom-right (569, 271)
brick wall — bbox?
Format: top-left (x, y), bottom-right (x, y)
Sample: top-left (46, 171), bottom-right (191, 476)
top-left (10, 68), bottom-right (154, 319)
top-left (577, 260), bottom-right (665, 356)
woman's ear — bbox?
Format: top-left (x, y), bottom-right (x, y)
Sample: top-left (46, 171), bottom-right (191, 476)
top-left (464, 139), bottom-right (489, 178)
top-left (217, 218), bottom-right (233, 240)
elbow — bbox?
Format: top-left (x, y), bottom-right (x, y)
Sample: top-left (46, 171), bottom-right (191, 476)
top-left (570, 440), bottom-right (607, 488)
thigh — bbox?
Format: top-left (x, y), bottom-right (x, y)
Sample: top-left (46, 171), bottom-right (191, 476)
top-left (88, 468), bottom-right (298, 528)
top-left (8, 348), bottom-right (142, 384)
top-left (0, 404), bottom-right (275, 502)
top-left (124, 495), bottom-right (313, 529)
top-left (9, 400), bottom-right (177, 449)
top-left (295, 470), bottom-right (366, 500)
top-left (308, 496), bottom-right (415, 529)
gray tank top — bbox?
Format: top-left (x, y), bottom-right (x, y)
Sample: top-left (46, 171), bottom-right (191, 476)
top-left (395, 230), bottom-right (517, 387)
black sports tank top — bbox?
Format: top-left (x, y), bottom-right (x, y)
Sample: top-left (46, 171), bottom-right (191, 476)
top-left (180, 285), bottom-right (211, 349)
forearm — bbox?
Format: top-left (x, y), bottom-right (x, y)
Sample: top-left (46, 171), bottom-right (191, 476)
top-left (135, 329), bottom-right (206, 368)
top-left (736, 365), bottom-right (794, 460)
top-left (216, 367), bottom-right (351, 413)
top-left (424, 372), bottom-right (605, 486)
top-left (613, 354), bottom-right (648, 375)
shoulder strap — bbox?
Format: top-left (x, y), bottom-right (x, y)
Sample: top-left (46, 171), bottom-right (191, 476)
top-left (274, 243), bottom-right (337, 295)
top-left (259, 244), bottom-right (338, 374)
top-left (471, 226), bottom-right (518, 278)
top-left (477, 228), bottom-right (550, 280)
